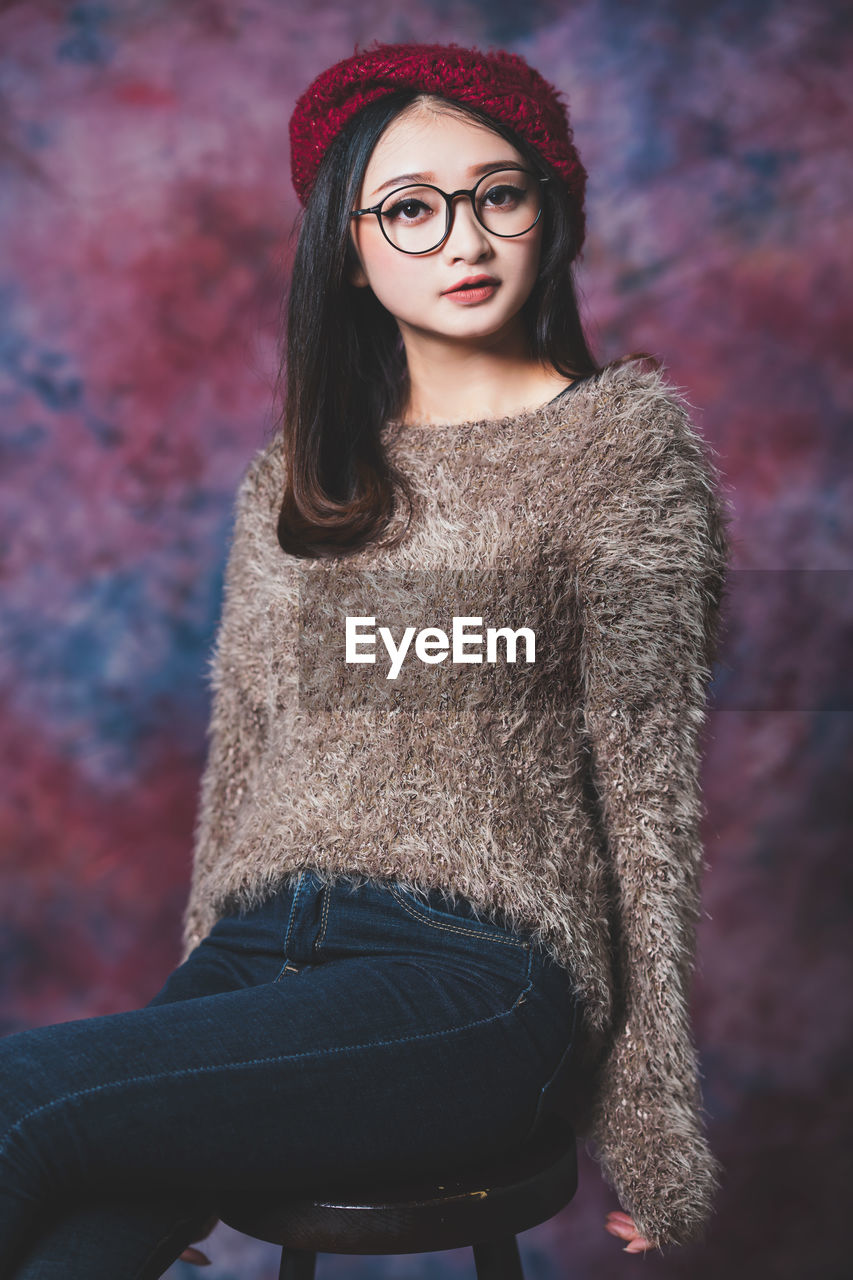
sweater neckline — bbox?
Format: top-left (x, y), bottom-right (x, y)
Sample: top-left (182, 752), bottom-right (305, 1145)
top-left (383, 367), bottom-right (601, 438)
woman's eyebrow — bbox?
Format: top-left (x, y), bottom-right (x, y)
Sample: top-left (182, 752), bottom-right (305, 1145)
top-left (369, 160), bottom-right (521, 198)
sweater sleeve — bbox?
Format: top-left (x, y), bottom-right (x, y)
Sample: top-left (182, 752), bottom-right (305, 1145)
top-left (179, 452), bottom-right (272, 964)
top-left (573, 384), bottom-right (730, 1249)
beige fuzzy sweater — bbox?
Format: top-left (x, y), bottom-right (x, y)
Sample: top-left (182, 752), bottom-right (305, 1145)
top-left (180, 358), bottom-right (730, 1249)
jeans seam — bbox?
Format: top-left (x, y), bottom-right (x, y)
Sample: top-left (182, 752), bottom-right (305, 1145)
top-left (387, 885), bottom-right (530, 950)
top-left (0, 996), bottom-right (538, 1156)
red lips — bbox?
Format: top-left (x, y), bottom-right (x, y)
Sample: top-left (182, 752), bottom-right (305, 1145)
top-left (442, 274), bottom-right (500, 294)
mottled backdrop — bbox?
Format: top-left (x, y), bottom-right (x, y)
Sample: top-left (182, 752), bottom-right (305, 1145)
top-left (0, 1), bottom-right (850, 1278)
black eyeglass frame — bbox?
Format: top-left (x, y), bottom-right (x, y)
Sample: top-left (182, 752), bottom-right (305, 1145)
top-left (349, 167), bottom-right (551, 255)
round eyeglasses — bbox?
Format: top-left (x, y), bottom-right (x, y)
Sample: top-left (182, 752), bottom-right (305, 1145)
top-left (349, 167), bottom-right (550, 255)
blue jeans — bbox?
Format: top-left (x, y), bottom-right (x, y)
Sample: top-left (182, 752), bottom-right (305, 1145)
top-left (0, 871), bottom-right (590, 1278)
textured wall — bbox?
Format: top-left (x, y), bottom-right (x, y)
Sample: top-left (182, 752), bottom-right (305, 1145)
top-left (0, 2), bottom-right (850, 1277)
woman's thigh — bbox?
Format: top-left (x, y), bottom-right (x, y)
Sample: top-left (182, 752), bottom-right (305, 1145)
top-left (4, 873), bottom-right (577, 1188)
top-left (1, 872), bottom-right (584, 1274)
top-left (4, 950), bottom-right (541, 1197)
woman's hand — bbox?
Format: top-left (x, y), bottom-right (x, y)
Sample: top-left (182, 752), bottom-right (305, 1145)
top-left (178, 1215), bottom-right (219, 1266)
top-left (605, 1209), bottom-right (657, 1253)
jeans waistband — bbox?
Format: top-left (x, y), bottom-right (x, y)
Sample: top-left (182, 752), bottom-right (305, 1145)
top-left (227, 870), bottom-right (581, 1009)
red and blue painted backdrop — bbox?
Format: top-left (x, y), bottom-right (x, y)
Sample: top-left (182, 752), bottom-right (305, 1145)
top-left (1, 2), bottom-right (849, 1277)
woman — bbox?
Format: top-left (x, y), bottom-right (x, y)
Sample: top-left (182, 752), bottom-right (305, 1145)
top-left (0, 41), bottom-right (730, 1276)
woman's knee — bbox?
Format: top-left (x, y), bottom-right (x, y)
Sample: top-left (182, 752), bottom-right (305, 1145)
top-left (0, 1024), bottom-right (62, 1131)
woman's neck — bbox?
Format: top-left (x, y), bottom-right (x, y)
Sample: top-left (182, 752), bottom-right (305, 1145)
top-left (398, 330), bottom-right (576, 427)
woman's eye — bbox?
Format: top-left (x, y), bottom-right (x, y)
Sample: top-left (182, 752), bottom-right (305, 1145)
top-left (483, 184), bottom-right (523, 208)
top-left (384, 199), bottom-right (430, 222)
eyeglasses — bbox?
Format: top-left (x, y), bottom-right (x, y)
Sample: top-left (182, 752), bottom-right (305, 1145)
top-left (350, 167), bottom-right (550, 255)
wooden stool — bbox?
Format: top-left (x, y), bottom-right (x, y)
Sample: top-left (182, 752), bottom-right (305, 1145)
top-left (218, 1115), bottom-right (577, 1279)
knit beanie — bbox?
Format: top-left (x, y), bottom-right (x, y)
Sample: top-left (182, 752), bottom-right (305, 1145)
top-left (289, 40), bottom-right (587, 257)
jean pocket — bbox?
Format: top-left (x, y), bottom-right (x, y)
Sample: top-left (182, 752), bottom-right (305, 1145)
top-left (385, 881), bottom-right (532, 954)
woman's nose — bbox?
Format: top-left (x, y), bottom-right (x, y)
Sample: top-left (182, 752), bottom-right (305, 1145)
top-left (442, 194), bottom-right (491, 258)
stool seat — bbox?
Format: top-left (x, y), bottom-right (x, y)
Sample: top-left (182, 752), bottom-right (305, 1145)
top-left (218, 1116), bottom-right (577, 1278)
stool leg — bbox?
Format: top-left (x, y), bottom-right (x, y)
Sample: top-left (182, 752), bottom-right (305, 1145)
top-left (279, 1246), bottom-right (317, 1280)
top-left (472, 1237), bottom-right (524, 1280)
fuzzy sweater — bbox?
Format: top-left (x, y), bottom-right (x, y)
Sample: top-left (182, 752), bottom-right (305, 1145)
top-left (180, 358), bottom-right (730, 1249)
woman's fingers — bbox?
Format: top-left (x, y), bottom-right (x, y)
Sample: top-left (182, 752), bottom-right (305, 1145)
top-left (604, 1210), bottom-right (657, 1252)
top-left (604, 1210), bottom-right (636, 1239)
top-left (179, 1245), bottom-right (212, 1265)
top-left (624, 1236), bottom-right (655, 1253)
top-left (179, 1215), bottom-right (219, 1264)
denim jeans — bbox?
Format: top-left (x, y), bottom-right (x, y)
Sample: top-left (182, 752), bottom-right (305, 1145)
top-left (0, 871), bottom-right (590, 1278)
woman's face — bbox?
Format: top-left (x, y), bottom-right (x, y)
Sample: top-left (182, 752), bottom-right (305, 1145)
top-left (348, 104), bottom-right (544, 348)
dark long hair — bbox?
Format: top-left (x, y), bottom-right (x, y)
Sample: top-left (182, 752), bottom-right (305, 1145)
top-left (274, 91), bottom-right (659, 559)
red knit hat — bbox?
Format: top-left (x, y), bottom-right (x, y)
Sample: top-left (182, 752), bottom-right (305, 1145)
top-left (289, 40), bottom-right (587, 256)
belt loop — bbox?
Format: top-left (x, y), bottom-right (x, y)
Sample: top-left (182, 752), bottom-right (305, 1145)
top-left (282, 870), bottom-right (306, 960)
top-left (313, 882), bottom-right (331, 953)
